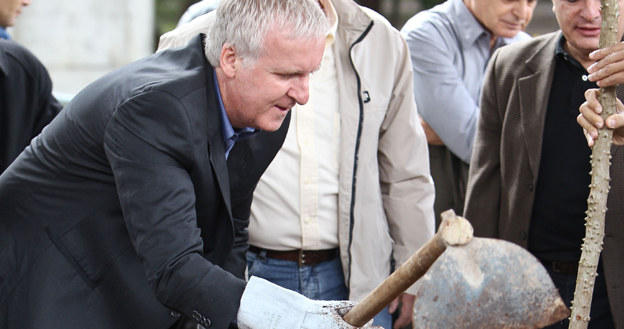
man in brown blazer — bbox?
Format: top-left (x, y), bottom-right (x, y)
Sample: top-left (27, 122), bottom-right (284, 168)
top-left (464, 0), bottom-right (624, 328)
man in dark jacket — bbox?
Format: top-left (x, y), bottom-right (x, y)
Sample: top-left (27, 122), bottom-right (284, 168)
top-left (0, 0), bottom-right (61, 173)
top-left (0, 1), bottom-right (373, 329)
top-left (0, 39), bottom-right (61, 173)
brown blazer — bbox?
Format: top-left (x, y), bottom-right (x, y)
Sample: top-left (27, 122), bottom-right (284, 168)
top-left (464, 31), bottom-right (624, 327)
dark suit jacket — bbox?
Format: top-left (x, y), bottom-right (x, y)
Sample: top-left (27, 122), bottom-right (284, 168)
top-left (464, 31), bottom-right (624, 327)
top-left (0, 39), bottom-right (62, 173)
top-left (0, 35), bottom-right (289, 329)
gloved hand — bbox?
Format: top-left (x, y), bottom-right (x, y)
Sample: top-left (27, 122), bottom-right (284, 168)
top-left (237, 276), bottom-right (382, 329)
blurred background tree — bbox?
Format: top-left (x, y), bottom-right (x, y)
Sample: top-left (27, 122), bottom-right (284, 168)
top-left (12, 0), bottom-right (554, 103)
top-left (155, 0), bottom-right (445, 42)
top-left (420, 0), bottom-right (444, 9)
top-left (155, 0), bottom-right (195, 40)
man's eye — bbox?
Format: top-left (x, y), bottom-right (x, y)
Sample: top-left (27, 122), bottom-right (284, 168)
top-left (277, 72), bottom-right (302, 79)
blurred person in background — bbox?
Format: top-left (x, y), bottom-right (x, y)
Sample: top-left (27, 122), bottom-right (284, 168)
top-left (0, 0), bottom-right (61, 173)
top-left (400, 0), bottom-right (536, 224)
top-left (0, 39), bottom-right (61, 173)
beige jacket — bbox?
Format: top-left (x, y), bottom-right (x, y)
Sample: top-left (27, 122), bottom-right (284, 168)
top-left (158, 0), bottom-right (435, 300)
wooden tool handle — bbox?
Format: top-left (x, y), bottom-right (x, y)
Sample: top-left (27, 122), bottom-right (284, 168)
top-left (342, 210), bottom-right (473, 327)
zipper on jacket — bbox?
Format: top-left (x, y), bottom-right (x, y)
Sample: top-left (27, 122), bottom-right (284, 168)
top-left (346, 20), bottom-right (374, 292)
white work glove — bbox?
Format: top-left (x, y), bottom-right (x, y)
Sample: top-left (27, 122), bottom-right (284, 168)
top-left (237, 276), bottom-right (380, 329)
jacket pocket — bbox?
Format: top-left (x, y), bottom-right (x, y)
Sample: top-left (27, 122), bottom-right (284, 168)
top-left (46, 211), bottom-right (132, 288)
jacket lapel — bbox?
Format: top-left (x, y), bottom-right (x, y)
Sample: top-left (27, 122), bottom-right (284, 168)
top-left (207, 134), bottom-right (232, 218)
top-left (203, 58), bottom-right (232, 219)
top-left (517, 33), bottom-right (559, 178)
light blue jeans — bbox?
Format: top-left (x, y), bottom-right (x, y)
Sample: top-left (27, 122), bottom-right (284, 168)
top-left (246, 250), bottom-right (392, 329)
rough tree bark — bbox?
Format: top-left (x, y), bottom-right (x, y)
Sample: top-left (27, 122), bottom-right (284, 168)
top-left (568, 0), bottom-right (619, 328)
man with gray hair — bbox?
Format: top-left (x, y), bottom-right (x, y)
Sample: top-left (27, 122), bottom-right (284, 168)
top-left (160, 1), bottom-right (435, 329)
top-left (0, 1), bottom-right (374, 328)
top-left (400, 0), bottom-right (536, 224)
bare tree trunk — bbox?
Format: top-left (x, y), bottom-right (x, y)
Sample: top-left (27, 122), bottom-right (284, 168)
top-left (568, 1), bottom-right (619, 328)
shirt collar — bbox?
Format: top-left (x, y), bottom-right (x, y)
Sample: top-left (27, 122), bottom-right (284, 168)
top-left (555, 34), bottom-right (586, 72)
top-left (0, 27), bottom-right (10, 40)
top-left (319, 0), bottom-right (339, 48)
top-left (450, 0), bottom-right (490, 47)
top-left (212, 71), bottom-right (257, 157)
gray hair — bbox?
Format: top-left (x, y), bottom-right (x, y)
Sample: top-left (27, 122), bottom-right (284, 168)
top-left (205, 0), bottom-right (328, 67)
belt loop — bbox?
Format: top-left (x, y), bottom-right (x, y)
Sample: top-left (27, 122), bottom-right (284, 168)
top-left (258, 250), bottom-right (267, 261)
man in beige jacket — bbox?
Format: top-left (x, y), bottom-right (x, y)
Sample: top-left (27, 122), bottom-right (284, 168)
top-left (159, 1), bottom-right (435, 328)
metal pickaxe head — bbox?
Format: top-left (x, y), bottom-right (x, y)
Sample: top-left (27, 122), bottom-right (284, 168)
top-left (342, 210), bottom-right (569, 328)
top-left (412, 237), bottom-right (570, 328)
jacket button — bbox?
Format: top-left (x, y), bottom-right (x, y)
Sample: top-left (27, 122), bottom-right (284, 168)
top-left (192, 310), bottom-right (212, 327)
top-left (170, 311), bottom-right (181, 318)
top-left (520, 231), bottom-right (527, 241)
top-left (528, 183), bottom-right (534, 192)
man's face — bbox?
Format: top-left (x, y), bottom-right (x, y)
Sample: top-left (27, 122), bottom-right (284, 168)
top-left (219, 28), bottom-right (325, 131)
top-left (0, 0), bottom-right (30, 28)
top-left (553, 0), bottom-right (624, 59)
top-left (467, 0), bottom-right (537, 38)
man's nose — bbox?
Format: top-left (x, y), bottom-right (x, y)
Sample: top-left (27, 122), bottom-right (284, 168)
top-left (581, 0), bottom-right (602, 21)
top-left (513, 0), bottom-right (535, 22)
top-left (22, 0), bottom-right (31, 6)
top-left (288, 75), bottom-right (310, 105)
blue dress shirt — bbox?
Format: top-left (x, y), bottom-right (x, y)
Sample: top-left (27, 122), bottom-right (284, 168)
top-left (0, 27), bottom-right (10, 40)
top-left (401, 0), bottom-right (530, 163)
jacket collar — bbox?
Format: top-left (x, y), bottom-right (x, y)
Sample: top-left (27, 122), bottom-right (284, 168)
top-left (446, 0), bottom-right (489, 48)
top-left (331, 0), bottom-right (372, 42)
top-left (522, 31), bottom-right (561, 80)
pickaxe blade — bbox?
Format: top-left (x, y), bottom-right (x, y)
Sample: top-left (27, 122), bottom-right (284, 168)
top-left (412, 238), bottom-right (570, 328)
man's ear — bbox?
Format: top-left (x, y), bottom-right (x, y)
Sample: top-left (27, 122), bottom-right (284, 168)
top-left (220, 43), bottom-right (237, 78)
